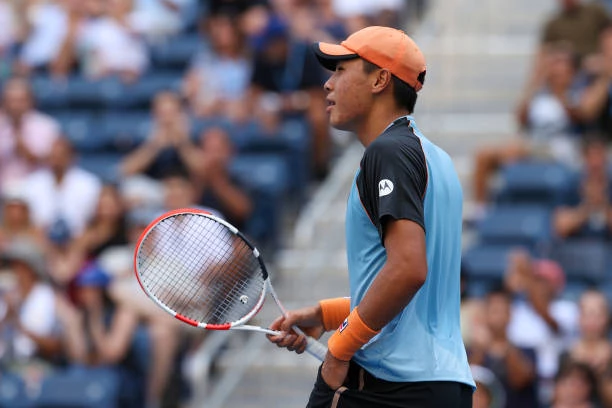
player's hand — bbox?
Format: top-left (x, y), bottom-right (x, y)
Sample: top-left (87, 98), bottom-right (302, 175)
top-left (267, 305), bottom-right (325, 353)
top-left (321, 352), bottom-right (349, 390)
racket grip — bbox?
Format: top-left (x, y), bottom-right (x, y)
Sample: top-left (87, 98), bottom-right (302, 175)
top-left (304, 336), bottom-right (328, 361)
top-left (291, 325), bottom-right (327, 361)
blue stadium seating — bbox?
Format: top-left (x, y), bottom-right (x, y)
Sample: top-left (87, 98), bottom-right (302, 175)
top-left (549, 239), bottom-right (611, 286)
top-left (461, 245), bottom-right (517, 297)
top-left (120, 73), bottom-right (182, 109)
top-left (150, 34), bottom-right (202, 71)
top-left (30, 76), bottom-right (69, 112)
top-left (0, 373), bottom-right (32, 408)
top-left (54, 112), bottom-right (106, 152)
top-left (495, 160), bottom-right (577, 207)
top-left (476, 205), bottom-right (552, 249)
top-left (32, 369), bottom-right (120, 408)
top-left (230, 154), bottom-right (290, 246)
top-left (99, 112), bottom-right (152, 152)
top-left (77, 153), bottom-right (123, 183)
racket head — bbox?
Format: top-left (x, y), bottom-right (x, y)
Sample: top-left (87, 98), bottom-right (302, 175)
top-left (133, 208), bottom-right (269, 330)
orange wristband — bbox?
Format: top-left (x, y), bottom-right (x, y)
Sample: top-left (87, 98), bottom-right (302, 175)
top-left (319, 297), bottom-right (351, 332)
top-left (327, 307), bottom-right (380, 361)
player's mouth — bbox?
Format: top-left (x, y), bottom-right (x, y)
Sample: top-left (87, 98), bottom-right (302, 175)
top-left (326, 99), bottom-right (335, 113)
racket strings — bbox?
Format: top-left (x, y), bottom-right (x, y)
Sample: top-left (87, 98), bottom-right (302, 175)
top-left (137, 213), bottom-right (265, 325)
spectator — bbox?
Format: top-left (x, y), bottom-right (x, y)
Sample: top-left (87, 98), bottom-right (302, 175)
top-left (578, 24), bottom-right (612, 144)
top-left (188, 127), bottom-right (253, 229)
top-left (564, 290), bottom-right (612, 406)
top-left (50, 184), bottom-right (129, 285)
top-left (0, 239), bottom-right (63, 376)
top-left (472, 45), bottom-right (583, 214)
top-left (20, 137), bottom-right (102, 244)
top-left (130, 0), bottom-right (195, 43)
top-left (553, 136), bottom-right (612, 239)
top-left (161, 170), bottom-right (222, 219)
top-left (0, 187), bottom-right (47, 251)
top-left (468, 287), bottom-right (539, 408)
top-left (120, 91), bottom-right (196, 180)
top-left (504, 250), bottom-right (579, 383)
top-left (183, 11), bottom-right (252, 122)
top-left (61, 263), bottom-right (145, 406)
top-left (248, 15), bottom-right (330, 179)
top-left (53, 0), bottom-right (149, 82)
top-left (551, 360), bottom-right (600, 408)
top-left (0, 0), bottom-right (18, 78)
top-left (540, 0), bottom-right (610, 63)
top-left (100, 206), bottom-right (183, 408)
top-left (0, 77), bottom-right (61, 194)
top-left (14, 0), bottom-right (74, 76)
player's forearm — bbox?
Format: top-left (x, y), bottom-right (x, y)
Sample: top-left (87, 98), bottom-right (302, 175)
top-left (357, 258), bottom-right (426, 331)
top-left (120, 143), bottom-right (159, 176)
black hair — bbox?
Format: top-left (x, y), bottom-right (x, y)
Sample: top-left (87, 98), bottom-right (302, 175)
top-left (362, 60), bottom-right (418, 113)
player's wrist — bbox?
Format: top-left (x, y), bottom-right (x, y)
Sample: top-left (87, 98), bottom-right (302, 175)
top-left (327, 307), bottom-right (379, 362)
top-left (319, 297), bottom-right (351, 332)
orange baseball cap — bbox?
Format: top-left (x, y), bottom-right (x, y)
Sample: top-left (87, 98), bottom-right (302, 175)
top-left (313, 26), bottom-right (427, 92)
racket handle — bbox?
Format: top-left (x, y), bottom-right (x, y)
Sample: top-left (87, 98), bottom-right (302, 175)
top-left (292, 325), bottom-right (327, 361)
top-left (304, 336), bottom-right (328, 361)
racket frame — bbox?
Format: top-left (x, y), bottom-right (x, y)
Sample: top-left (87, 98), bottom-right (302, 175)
top-left (133, 208), bottom-right (328, 361)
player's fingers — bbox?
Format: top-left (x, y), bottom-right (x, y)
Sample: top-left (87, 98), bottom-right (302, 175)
top-left (276, 334), bottom-right (298, 349)
top-left (279, 311), bottom-right (304, 333)
top-left (268, 315), bottom-right (286, 332)
top-left (294, 337), bottom-right (308, 354)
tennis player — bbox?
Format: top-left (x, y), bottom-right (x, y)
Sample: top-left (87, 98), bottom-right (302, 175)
top-left (268, 26), bottom-right (475, 407)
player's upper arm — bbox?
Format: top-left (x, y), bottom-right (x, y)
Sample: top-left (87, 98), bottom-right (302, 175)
top-left (359, 134), bottom-right (428, 243)
top-left (384, 218), bottom-right (427, 284)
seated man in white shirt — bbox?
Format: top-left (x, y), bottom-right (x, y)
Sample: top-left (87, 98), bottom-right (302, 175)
top-left (0, 238), bottom-right (63, 373)
top-left (505, 250), bottom-right (579, 395)
top-left (0, 78), bottom-right (61, 194)
top-left (21, 137), bottom-right (102, 244)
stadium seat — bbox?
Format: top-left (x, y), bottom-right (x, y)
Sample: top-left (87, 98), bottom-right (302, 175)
top-left (65, 77), bottom-right (124, 110)
top-left (77, 153), bottom-right (123, 183)
top-left (33, 369), bottom-right (120, 408)
top-left (230, 154), bottom-right (290, 247)
top-left (54, 112), bottom-right (107, 153)
top-left (476, 205), bottom-right (552, 249)
top-left (0, 373), bottom-right (32, 408)
top-left (30, 76), bottom-right (69, 111)
top-left (462, 245), bottom-right (515, 281)
top-left (495, 160), bottom-right (577, 207)
top-left (121, 73), bottom-right (182, 109)
top-left (99, 112), bottom-right (152, 152)
top-left (550, 239), bottom-right (610, 286)
top-left (150, 34), bottom-right (202, 71)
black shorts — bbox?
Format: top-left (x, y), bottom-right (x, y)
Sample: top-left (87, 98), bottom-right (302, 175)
top-left (307, 362), bottom-right (473, 408)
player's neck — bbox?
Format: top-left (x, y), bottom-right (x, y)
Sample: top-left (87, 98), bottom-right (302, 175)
top-left (357, 104), bottom-right (410, 147)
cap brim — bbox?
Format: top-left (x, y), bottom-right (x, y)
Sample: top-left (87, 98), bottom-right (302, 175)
top-left (312, 42), bottom-right (358, 71)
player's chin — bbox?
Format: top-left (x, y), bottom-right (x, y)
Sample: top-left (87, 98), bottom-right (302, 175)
top-left (329, 116), bottom-right (351, 132)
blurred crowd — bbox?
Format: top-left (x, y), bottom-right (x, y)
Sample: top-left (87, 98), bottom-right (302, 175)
top-left (464, 1), bottom-right (612, 407)
top-left (0, 0), bottom-right (422, 407)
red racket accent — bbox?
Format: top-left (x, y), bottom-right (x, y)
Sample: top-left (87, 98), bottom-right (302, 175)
top-left (205, 323), bottom-right (232, 330)
top-left (176, 313), bottom-right (199, 327)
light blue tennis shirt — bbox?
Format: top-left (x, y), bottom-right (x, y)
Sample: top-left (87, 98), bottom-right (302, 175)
top-left (346, 116), bottom-right (475, 387)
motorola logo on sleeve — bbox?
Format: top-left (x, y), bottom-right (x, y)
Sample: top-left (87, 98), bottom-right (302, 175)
top-left (378, 179), bottom-right (394, 197)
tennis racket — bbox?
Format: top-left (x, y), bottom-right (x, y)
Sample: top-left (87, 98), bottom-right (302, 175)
top-left (133, 208), bottom-right (328, 361)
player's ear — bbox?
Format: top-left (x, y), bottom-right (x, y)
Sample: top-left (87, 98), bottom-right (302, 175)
top-left (372, 69), bottom-right (392, 95)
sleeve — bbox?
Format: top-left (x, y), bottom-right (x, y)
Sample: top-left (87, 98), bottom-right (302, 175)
top-left (358, 136), bottom-right (428, 243)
